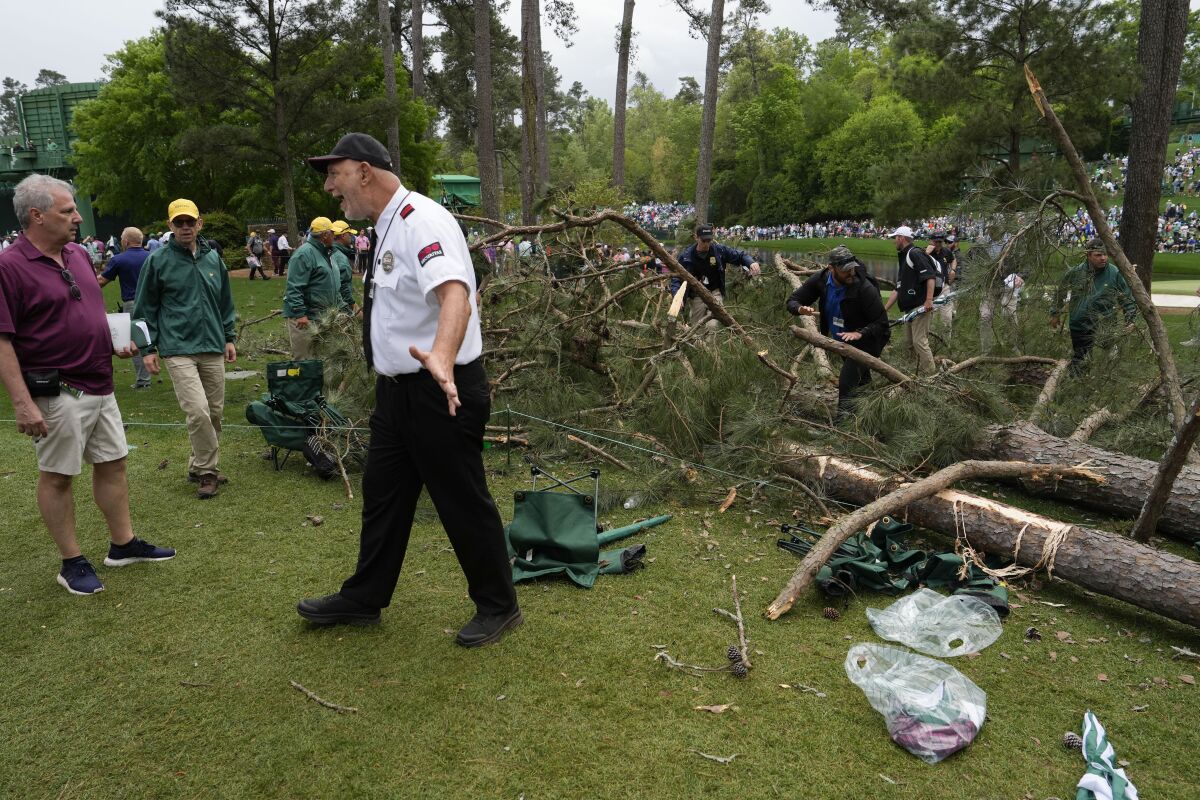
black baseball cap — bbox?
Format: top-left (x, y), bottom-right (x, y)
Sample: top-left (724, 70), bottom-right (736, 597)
top-left (307, 132), bottom-right (393, 174)
top-left (695, 224), bottom-right (714, 241)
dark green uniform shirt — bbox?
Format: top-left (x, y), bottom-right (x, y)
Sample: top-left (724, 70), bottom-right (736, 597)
top-left (1052, 261), bottom-right (1137, 333)
top-left (134, 238), bottom-right (236, 357)
top-left (284, 236), bottom-right (342, 318)
top-left (331, 243), bottom-right (357, 309)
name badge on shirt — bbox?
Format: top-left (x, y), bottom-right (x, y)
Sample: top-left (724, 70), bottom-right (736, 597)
top-left (381, 251), bottom-right (395, 273)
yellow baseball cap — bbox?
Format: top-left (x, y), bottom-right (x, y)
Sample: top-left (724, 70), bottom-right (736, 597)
top-left (331, 220), bottom-right (358, 236)
top-left (168, 198), bottom-right (200, 221)
top-left (310, 216), bottom-right (334, 233)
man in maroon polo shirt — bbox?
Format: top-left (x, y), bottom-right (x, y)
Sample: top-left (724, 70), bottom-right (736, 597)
top-left (0, 174), bottom-right (176, 596)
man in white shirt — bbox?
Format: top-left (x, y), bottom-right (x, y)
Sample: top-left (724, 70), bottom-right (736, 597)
top-left (296, 133), bottom-right (520, 647)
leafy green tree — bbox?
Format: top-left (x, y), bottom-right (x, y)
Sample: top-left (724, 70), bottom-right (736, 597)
top-left (159, 0), bottom-right (432, 237)
top-left (34, 69), bottom-right (68, 89)
top-left (71, 37), bottom-right (240, 222)
top-left (815, 94), bottom-right (924, 216)
top-left (0, 77), bottom-right (28, 137)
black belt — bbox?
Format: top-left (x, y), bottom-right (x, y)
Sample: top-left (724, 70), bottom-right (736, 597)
top-left (380, 357), bottom-right (483, 383)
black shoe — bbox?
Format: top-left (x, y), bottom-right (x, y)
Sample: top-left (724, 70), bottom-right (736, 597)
top-left (297, 593), bottom-right (381, 626)
top-left (456, 607), bottom-right (523, 648)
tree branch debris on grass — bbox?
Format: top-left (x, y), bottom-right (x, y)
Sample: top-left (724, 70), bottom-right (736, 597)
top-left (656, 576), bottom-right (754, 679)
top-left (290, 680), bottom-right (358, 714)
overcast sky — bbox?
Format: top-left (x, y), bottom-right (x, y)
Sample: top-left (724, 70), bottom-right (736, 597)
top-left (3, 1), bottom-right (838, 106)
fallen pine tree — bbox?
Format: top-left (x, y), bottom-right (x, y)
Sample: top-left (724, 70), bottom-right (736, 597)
top-left (979, 421), bottom-right (1200, 542)
top-left (768, 451), bottom-right (1200, 629)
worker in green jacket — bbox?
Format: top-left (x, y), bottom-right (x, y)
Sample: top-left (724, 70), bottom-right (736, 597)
top-left (284, 216), bottom-right (343, 358)
top-left (135, 198), bottom-right (237, 499)
top-left (1051, 237), bottom-right (1137, 373)
top-left (330, 220), bottom-right (359, 314)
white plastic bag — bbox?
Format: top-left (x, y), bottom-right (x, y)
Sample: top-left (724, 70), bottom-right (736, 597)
top-left (845, 642), bottom-right (987, 764)
top-left (866, 588), bottom-right (1002, 657)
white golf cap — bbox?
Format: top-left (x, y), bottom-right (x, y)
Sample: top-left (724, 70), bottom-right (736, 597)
top-left (887, 225), bottom-right (915, 238)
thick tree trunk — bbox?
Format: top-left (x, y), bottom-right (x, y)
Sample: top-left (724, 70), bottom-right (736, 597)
top-left (272, 87), bottom-right (299, 243)
top-left (1120, 0), bottom-right (1190, 289)
top-left (377, 0), bottom-right (402, 176)
top-left (474, 0), bottom-right (500, 221)
top-left (980, 420), bottom-right (1200, 542)
top-left (520, 0), bottom-right (541, 225)
top-left (411, 0), bottom-right (425, 100)
top-left (612, 0), bottom-right (635, 189)
top-left (776, 451), bottom-right (1200, 629)
top-left (694, 0), bottom-right (724, 223)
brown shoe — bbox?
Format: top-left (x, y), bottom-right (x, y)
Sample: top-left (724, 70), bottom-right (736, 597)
top-left (197, 474), bottom-right (219, 499)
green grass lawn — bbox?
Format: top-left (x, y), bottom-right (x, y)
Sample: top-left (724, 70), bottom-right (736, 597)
top-left (2, 277), bottom-right (1199, 798)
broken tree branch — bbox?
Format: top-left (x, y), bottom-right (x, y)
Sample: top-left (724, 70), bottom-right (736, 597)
top-left (289, 681), bottom-right (358, 714)
top-left (1132, 393), bottom-right (1200, 542)
top-left (566, 434), bottom-right (631, 470)
top-left (773, 254), bottom-right (834, 377)
top-left (1025, 64), bottom-right (1186, 431)
top-left (946, 355), bottom-right (1060, 376)
top-left (1028, 359), bottom-right (1070, 427)
top-left (789, 325), bottom-right (911, 385)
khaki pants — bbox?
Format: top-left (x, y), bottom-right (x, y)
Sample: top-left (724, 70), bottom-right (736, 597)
top-left (164, 353), bottom-right (225, 475)
top-left (687, 292), bottom-right (723, 332)
top-left (287, 318), bottom-right (314, 359)
top-left (906, 311), bottom-right (935, 376)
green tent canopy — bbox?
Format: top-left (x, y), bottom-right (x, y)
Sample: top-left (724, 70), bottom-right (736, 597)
top-left (432, 174), bottom-right (481, 210)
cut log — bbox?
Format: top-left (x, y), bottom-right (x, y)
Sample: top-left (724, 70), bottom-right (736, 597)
top-left (980, 421), bottom-right (1200, 542)
top-left (775, 450), bottom-right (1200, 629)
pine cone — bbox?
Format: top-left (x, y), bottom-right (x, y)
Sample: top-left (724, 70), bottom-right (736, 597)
top-left (730, 661), bottom-right (749, 679)
top-left (1063, 731), bottom-right (1083, 750)
top-left (726, 645), bottom-right (743, 663)
top-left (823, 607), bottom-right (841, 621)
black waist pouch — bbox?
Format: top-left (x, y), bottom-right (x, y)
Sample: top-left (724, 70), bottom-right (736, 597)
top-left (24, 369), bottom-right (59, 397)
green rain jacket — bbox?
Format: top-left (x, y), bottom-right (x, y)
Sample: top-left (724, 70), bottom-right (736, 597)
top-left (134, 237), bottom-right (235, 357)
top-left (284, 236), bottom-right (342, 318)
top-left (331, 243), bottom-right (357, 309)
top-left (1052, 261), bottom-right (1136, 334)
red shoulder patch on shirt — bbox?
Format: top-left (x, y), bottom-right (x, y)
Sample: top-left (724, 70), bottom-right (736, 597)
top-left (417, 241), bottom-right (444, 267)
top-left (400, 204), bottom-right (415, 219)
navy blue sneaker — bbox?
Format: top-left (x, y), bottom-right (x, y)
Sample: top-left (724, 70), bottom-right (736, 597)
top-left (58, 557), bottom-right (104, 596)
top-left (103, 537), bottom-right (176, 567)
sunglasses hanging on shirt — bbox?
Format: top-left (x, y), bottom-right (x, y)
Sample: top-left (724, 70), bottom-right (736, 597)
top-left (59, 267), bottom-right (82, 300)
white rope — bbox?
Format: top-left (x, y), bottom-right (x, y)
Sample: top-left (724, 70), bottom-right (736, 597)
top-left (952, 497), bottom-right (1074, 581)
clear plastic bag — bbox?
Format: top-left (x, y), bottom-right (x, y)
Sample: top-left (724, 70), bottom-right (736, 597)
top-left (845, 642), bottom-right (987, 764)
top-left (866, 588), bottom-right (1003, 658)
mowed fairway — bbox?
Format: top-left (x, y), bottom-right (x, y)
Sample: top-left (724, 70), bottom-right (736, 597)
top-left (1, 278), bottom-right (1199, 799)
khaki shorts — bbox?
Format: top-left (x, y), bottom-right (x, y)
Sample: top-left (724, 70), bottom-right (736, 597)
top-left (33, 392), bottom-right (128, 476)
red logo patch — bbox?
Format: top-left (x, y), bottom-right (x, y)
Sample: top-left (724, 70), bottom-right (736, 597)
top-left (400, 204), bottom-right (415, 219)
top-left (417, 241), bottom-right (444, 267)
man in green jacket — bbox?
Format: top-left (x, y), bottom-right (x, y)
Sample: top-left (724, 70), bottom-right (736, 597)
top-left (284, 216), bottom-right (345, 358)
top-left (1051, 237), bottom-right (1137, 373)
top-left (136, 199), bottom-right (237, 499)
top-left (330, 220), bottom-right (359, 314)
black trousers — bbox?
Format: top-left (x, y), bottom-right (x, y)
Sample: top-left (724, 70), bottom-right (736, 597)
top-left (836, 337), bottom-right (884, 419)
top-left (340, 361), bottom-right (517, 615)
top-left (1069, 328), bottom-right (1095, 374)
top-left (248, 260), bottom-right (269, 279)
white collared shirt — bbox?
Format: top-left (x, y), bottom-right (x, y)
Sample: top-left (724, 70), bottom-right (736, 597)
top-left (369, 184), bottom-right (481, 375)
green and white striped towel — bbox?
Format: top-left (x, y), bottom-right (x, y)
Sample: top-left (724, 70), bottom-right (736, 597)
top-left (1076, 710), bottom-right (1138, 800)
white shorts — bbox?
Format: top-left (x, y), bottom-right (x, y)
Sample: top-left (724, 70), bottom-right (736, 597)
top-left (33, 392), bottom-right (128, 476)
